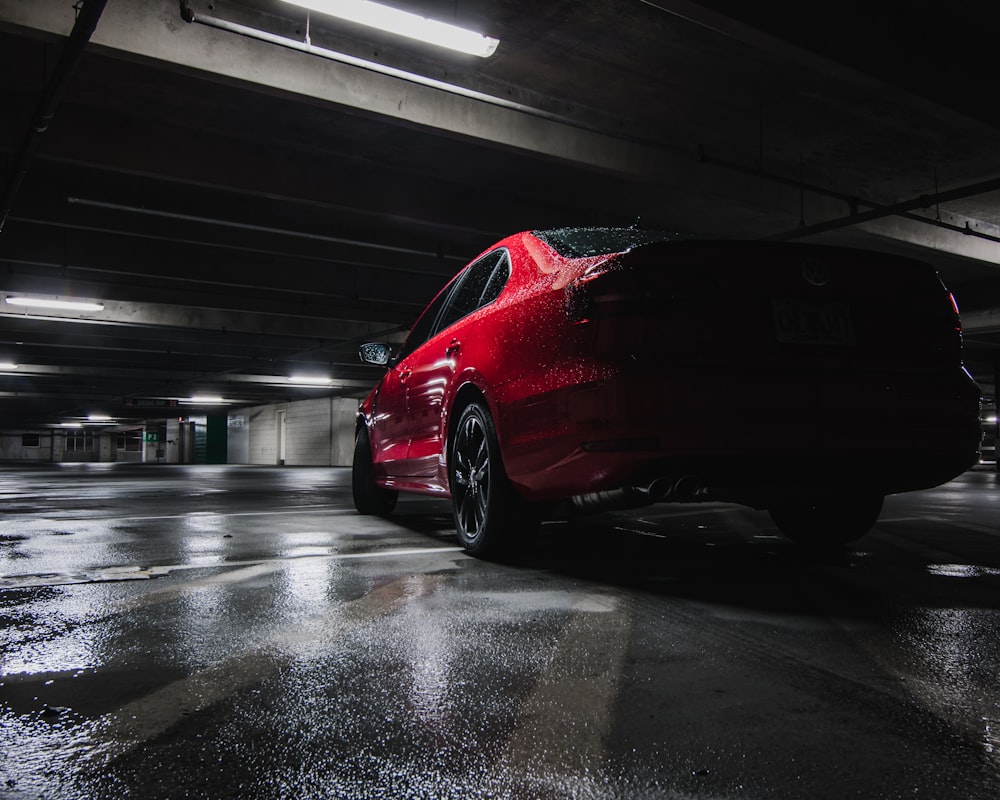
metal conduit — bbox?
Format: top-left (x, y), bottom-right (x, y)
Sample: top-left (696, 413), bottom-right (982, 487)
top-left (0, 0), bottom-right (108, 234)
top-left (765, 174), bottom-right (1000, 243)
top-left (699, 149), bottom-right (1000, 245)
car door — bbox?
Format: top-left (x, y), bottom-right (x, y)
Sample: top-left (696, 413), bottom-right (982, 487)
top-left (404, 250), bottom-right (510, 477)
top-left (367, 366), bottom-right (409, 470)
top-left (370, 282), bottom-right (454, 478)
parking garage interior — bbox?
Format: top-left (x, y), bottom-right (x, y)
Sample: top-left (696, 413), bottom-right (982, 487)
top-left (3, 2), bottom-right (1000, 798)
top-left (1, 0), bottom-right (1000, 461)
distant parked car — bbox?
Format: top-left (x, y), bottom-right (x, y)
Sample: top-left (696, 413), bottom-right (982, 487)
top-left (353, 227), bottom-right (981, 556)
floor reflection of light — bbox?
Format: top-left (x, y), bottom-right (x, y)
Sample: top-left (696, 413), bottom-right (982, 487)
top-left (927, 563), bottom-right (1000, 578)
top-left (902, 606), bottom-right (999, 761)
top-left (912, 608), bottom-right (978, 682)
top-left (399, 576), bottom-right (452, 728)
top-left (182, 512), bottom-right (225, 539)
top-left (274, 556), bottom-right (337, 619)
top-left (169, 512), bottom-right (235, 566)
top-left (274, 530), bottom-right (337, 563)
top-left (172, 583), bottom-right (230, 667)
top-left (1, 586), bottom-right (104, 675)
top-left (0, 705), bottom-right (98, 798)
top-left (985, 716), bottom-right (998, 754)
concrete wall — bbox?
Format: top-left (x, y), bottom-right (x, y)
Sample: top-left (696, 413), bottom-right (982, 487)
top-left (0, 397), bottom-right (359, 466)
top-left (0, 431), bottom-right (53, 461)
top-left (232, 396), bottom-right (358, 466)
top-left (1, 431), bottom-right (108, 463)
top-left (227, 414), bottom-right (249, 464)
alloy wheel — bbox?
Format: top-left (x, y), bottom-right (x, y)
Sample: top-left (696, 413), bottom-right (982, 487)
top-left (453, 411), bottom-right (490, 541)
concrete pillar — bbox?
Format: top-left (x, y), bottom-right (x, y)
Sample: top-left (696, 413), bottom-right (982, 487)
top-left (165, 418), bottom-right (180, 463)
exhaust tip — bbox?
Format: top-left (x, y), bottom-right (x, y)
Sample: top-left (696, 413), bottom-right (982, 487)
top-left (642, 476), bottom-right (673, 501)
top-left (673, 475), bottom-right (706, 502)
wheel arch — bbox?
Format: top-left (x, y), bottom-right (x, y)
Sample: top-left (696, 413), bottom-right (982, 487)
top-left (446, 380), bottom-right (504, 478)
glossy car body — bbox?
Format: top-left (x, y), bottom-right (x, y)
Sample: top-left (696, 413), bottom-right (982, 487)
top-left (354, 227), bottom-right (981, 555)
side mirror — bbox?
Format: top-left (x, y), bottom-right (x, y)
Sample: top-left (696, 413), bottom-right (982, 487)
top-left (358, 342), bottom-right (392, 366)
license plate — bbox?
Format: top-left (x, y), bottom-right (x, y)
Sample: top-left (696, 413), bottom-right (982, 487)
top-left (772, 298), bottom-right (855, 346)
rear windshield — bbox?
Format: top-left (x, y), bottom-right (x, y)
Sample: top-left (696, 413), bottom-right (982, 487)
top-left (532, 227), bottom-right (688, 258)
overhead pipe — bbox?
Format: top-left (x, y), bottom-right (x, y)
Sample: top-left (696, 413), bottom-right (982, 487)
top-left (64, 196), bottom-right (472, 263)
top-left (764, 173), bottom-right (1000, 243)
top-left (0, 0), bottom-right (108, 234)
top-left (699, 147), bottom-right (1000, 245)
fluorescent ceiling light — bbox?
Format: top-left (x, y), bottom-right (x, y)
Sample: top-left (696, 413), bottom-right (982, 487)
top-left (87, 414), bottom-right (113, 421)
top-left (5, 296), bottom-right (104, 312)
top-left (60, 422), bottom-right (83, 428)
top-left (289, 375), bottom-right (333, 386)
top-left (189, 395), bottom-right (226, 404)
top-left (0, 362), bottom-right (16, 370)
top-left (282, 0), bottom-right (499, 57)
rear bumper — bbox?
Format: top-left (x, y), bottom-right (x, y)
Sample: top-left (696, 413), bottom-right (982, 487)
top-left (497, 364), bottom-right (981, 504)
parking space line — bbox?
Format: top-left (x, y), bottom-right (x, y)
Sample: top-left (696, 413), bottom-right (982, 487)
top-left (0, 506), bottom-right (349, 526)
top-left (84, 573), bottom-right (448, 768)
top-left (0, 546), bottom-right (465, 589)
top-left (503, 592), bottom-right (631, 787)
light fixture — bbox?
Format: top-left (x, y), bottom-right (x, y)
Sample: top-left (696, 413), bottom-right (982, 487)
top-left (188, 395), bottom-right (226, 404)
top-left (282, 0), bottom-right (499, 57)
top-left (59, 422), bottom-right (83, 428)
top-left (5, 296), bottom-right (104, 312)
top-left (87, 414), bottom-right (113, 422)
top-left (0, 362), bottom-right (16, 370)
top-left (289, 375), bottom-right (334, 386)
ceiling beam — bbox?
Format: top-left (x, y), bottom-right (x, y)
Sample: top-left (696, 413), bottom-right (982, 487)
top-left (2, 0), bottom-right (998, 268)
top-left (0, 0), bottom-right (686, 181)
top-left (0, 296), bottom-right (386, 341)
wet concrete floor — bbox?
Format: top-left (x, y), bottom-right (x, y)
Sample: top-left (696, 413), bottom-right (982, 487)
top-left (1, 462), bottom-right (1000, 799)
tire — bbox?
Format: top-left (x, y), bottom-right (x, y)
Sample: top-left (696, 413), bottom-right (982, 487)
top-left (449, 402), bottom-right (533, 558)
top-left (768, 493), bottom-right (884, 547)
top-left (352, 427), bottom-right (398, 515)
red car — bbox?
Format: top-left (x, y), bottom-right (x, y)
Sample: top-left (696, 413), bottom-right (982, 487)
top-left (353, 227), bottom-right (981, 556)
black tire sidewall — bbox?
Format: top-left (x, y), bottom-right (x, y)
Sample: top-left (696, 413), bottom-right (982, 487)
top-left (352, 427), bottom-right (397, 515)
top-left (450, 403), bottom-right (510, 556)
top-left (769, 494), bottom-right (883, 545)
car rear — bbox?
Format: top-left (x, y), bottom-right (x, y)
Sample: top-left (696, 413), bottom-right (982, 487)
top-left (501, 236), bottom-right (981, 507)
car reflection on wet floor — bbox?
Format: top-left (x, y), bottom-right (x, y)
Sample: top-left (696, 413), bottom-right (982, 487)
top-left (1, 463), bottom-right (1000, 799)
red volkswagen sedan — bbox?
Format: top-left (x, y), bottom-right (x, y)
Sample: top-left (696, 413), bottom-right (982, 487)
top-left (353, 227), bottom-right (981, 556)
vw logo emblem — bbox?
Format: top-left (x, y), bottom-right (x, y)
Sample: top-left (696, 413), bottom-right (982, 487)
top-left (802, 259), bottom-right (830, 287)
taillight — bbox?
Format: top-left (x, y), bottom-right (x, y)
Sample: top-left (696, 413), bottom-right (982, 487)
top-left (564, 276), bottom-right (593, 323)
top-left (565, 269), bottom-right (645, 323)
top-left (933, 288), bottom-right (964, 364)
top-left (948, 292), bottom-right (961, 330)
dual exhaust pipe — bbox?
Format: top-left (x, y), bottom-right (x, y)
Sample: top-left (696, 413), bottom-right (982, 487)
top-left (636, 474), bottom-right (707, 503)
top-left (571, 474), bottom-right (708, 513)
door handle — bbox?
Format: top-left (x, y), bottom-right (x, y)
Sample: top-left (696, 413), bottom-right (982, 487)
top-left (446, 338), bottom-right (461, 356)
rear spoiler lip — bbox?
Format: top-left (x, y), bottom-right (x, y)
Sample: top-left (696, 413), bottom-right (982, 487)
top-left (582, 239), bottom-right (943, 279)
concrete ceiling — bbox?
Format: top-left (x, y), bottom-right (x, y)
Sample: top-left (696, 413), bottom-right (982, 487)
top-left (1, 0), bottom-right (1000, 430)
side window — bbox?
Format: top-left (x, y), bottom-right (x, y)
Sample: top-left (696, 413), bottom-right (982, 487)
top-left (435, 250), bottom-right (509, 333)
top-left (479, 250), bottom-right (509, 306)
top-left (396, 283), bottom-right (454, 361)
